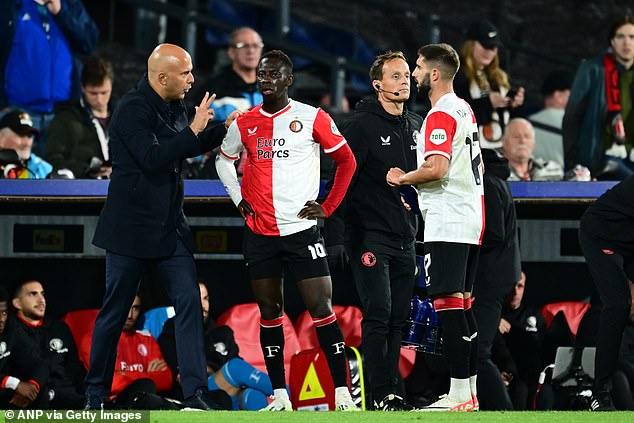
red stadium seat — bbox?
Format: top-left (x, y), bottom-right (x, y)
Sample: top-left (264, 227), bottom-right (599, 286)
top-left (61, 309), bottom-right (99, 369)
top-left (541, 301), bottom-right (591, 337)
top-left (293, 305), bottom-right (363, 350)
top-left (216, 303), bottom-right (301, 384)
top-left (293, 305), bottom-right (416, 378)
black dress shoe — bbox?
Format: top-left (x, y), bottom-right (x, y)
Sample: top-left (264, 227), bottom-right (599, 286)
top-left (590, 390), bottom-right (616, 411)
top-left (183, 388), bottom-right (223, 411)
top-left (84, 393), bottom-right (104, 410)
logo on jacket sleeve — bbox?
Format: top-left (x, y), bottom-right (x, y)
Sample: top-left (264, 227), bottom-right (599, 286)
top-left (429, 128), bottom-right (447, 145)
top-left (380, 135), bottom-right (391, 146)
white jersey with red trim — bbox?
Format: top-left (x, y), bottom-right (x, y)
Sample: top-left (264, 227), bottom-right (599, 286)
top-left (416, 92), bottom-right (485, 245)
top-left (219, 99), bottom-right (347, 236)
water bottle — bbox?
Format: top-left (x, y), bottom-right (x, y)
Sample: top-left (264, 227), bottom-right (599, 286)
top-left (424, 298), bottom-right (442, 355)
top-left (404, 296), bottom-right (423, 344)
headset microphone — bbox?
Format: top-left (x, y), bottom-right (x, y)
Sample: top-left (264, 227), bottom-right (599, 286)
top-left (374, 84), bottom-right (400, 96)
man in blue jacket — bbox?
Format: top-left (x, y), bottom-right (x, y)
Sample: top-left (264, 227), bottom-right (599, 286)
top-left (85, 43), bottom-right (238, 411)
top-left (0, 0), bottom-right (99, 154)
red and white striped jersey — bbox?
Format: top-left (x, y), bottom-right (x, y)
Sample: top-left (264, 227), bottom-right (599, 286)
top-left (417, 93), bottom-right (485, 245)
top-left (219, 100), bottom-right (347, 236)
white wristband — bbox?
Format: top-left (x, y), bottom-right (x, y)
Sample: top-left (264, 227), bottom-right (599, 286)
top-left (5, 376), bottom-right (20, 390)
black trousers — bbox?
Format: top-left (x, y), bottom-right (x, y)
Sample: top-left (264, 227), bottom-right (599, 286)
top-left (578, 226), bottom-right (633, 391)
top-left (472, 290), bottom-right (514, 410)
top-left (348, 239), bottom-right (415, 404)
top-left (85, 238), bottom-right (207, 399)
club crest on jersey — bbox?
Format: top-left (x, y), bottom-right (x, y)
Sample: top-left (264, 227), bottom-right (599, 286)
top-left (380, 135), bottom-right (391, 146)
top-left (248, 126), bottom-right (258, 135)
top-left (137, 343), bottom-right (148, 357)
top-left (429, 128), bottom-right (448, 145)
top-left (361, 251), bottom-right (376, 267)
top-left (289, 120), bottom-right (303, 133)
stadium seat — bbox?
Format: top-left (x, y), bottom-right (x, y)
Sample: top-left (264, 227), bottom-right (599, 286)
top-left (541, 301), bottom-right (591, 337)
top-left (141, 306), bottom-right (175, 340)
top-left (61, 308), bottom-right (99, 369)
top-left (293, 305), bottom-right (416, 378)
top-left (293, 305), bottom-right (362, 350)
top-left (216, 303), bottom-right (301, 384)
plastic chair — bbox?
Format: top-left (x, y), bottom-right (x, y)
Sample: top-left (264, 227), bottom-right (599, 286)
top-left (61, 309), bottom-right (99, 369)
top-left (216, 303), bottom-right (301, 384)
top-left (293, 305), bottom-right (363, 350)
top-left (541, 301), bottom-right (591, 337)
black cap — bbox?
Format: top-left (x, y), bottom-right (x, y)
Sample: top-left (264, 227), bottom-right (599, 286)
top-left (0, 110), bottom-right (39, 136)
top-left (541, 70), bottom-right (573, 96)
top-left (466, 20), bottom-right (502, 49)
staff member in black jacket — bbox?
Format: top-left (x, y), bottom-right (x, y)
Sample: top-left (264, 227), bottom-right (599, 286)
top-left (471, 148), bottom-right (521, 410)
top-left (85, 43), bottom-right (237, 411)
top-left (0, 286), bottom-right (49, 409)
top-left (11, 280), bottom-right (86, 409)
top-left (579, 175), bottom-right (634, 411)
top-left (325, 51), bottom-right (423, 411)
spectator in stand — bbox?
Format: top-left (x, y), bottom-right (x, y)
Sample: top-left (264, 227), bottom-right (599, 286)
top-left (81, 295), bottom-right (176, 409)
top-left (471, 148), bottom-right (521, 410)
top-left (11, 280), bottom-right (86, 409)
top-left (0, 110), bottom-right (52, 178)
top-left (0, 285), bottom-right (49, 409)
top-left (564, 15), bottom-right (634, 180)
top-left (46, 57), bottom-right (114, 179)
top-left (0, 0), bottom-right (99, 154)
top-left (455, 20), bottom-right (525, 149)
top-left (158, 280), bottom-right (272, 410)
top-left (188, 27), bottom-right (264, 179)
top-left (195, 27), bottom-right (263, 122)
top-left (529, 70), bottom-right (573, 169)
top-left (502, 118), bottom-right (564, 181)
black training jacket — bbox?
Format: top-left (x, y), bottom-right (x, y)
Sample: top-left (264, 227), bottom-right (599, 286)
top-left (324, 98), bottom-right (422, 247)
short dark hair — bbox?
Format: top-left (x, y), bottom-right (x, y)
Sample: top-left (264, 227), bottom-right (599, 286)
top-left (369, 50), bottom-right (407, 82)
top-left (417, 43), bottom-right (460, 80)
top-left (81, 56), bottom-right (114, 87)
top-left (12, 279), bottom-right (42, 301)
top-left (608, 15), bottom-right (634, 42)
top-left (259, 50), bottom-right (293, 73)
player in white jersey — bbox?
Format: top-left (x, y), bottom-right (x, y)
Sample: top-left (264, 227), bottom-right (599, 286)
top-left (215, 50), bottom-right (358, 412)
top-left (387, 43), bottom-right (484, 412)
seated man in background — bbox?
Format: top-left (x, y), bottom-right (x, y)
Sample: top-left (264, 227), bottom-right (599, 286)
top-left (46, 56), bottom-right (114, 179)
top-left (0, 110), bottom-right (52, 178)
top-left (528, 70), bottom-right (572, 169)
top-left (81, 295), bottom-right (175, 409)
top-left (0, 286), bottom-right (49, 409)
top-left (502, 118), bottom-right (565, 181)
top-left (158, 280), bottom-right (272, 410)
top-left (11, 280), bottom-right (85, 409)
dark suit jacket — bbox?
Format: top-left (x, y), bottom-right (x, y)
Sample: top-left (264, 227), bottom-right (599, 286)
top-left (93, 76), bottom-right (226, 258)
